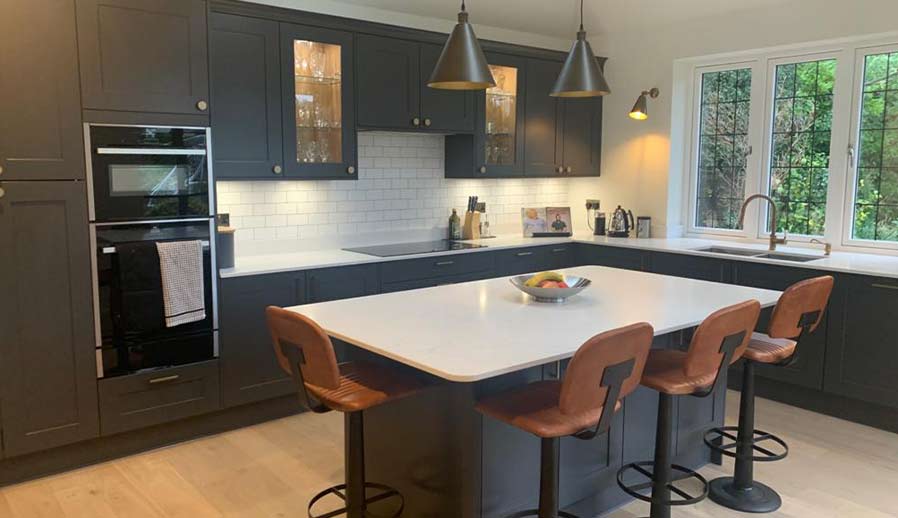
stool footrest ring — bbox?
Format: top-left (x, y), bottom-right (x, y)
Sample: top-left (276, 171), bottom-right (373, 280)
top-left (308, 482), bottom-right (404, 518)
top-left (616, 461), bottom-right (708, 506)
top-left (703, 426), bottom-right (788, 462)
top-left (505, 510), bottom-right (578, 518)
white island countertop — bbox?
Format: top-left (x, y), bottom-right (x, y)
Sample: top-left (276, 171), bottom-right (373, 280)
top-left (287, 265), bottom-right (782, 382)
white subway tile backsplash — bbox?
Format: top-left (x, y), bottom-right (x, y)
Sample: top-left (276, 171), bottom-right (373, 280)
top-left (217, 132), bottom-right (573, 243)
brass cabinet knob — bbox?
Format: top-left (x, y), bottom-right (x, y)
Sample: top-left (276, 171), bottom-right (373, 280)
top-left (272, 164), bottom-right (283, 174)
top-left (347, 166), bottom-right (356, 174)
top-left (0, 165), bottom-right (4, 175)
top-left (424, 118), bottom-right (432, 127)
top-left (412, 117), bottom-right (421, 127)
top-left (565, 166), bottom-right (572, 174)
top-left (479, 165), bottom-right (487, 174)
top-left (0, 185), bottom-right (5, 198)
top-left (196, 100), bottom-right (208, 111)
top-left (556, 166), bottom-right (563, 173)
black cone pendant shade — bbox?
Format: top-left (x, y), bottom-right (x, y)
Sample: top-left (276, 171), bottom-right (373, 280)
top-left (427, 2), bottom-right (495, 90)
top-left (550, 0), bottom-right (610, 97)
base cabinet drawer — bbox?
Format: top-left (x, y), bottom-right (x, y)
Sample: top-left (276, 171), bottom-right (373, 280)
top-left (98, 360), bottom-right (221, 435)
top-left (497, 247), bottom-right (550, 276)
top-left (380, 253), bottom-right (495, 284)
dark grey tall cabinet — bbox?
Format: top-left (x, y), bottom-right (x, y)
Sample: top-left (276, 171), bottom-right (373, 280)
top-left (0, 0), bottom-right (99, 457)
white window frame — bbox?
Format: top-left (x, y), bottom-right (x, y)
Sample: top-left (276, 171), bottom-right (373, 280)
top-left (679, 32), bottom-right (898, 254)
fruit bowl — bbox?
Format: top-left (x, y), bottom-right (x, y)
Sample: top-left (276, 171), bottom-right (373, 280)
top-left (510, 274), bottom-right (591, 303)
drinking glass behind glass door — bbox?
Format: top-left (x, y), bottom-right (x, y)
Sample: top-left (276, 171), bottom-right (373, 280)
top-left (294, 39), bottom-right (342, 165)
top-left (485, 65), bottom-right (518, 166)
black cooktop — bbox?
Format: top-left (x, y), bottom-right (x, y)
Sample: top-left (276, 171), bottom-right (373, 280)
top-left (343, 240), bottom-right (486, 258)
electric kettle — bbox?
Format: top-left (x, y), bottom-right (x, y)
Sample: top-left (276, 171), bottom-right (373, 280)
top-left (608, 206), bottom-right (635, 237)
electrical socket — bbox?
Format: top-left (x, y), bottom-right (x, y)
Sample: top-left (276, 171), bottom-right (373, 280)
top-left (585, 199), bottom-right (601, 211)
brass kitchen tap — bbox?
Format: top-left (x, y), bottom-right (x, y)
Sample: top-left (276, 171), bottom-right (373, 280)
top-left (810, 238), bottom-right (832, 256)
top-left (738, 194), bottom-right (787, 251)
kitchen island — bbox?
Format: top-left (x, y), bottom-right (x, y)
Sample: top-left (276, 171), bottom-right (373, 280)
top-left (287, 266), bottom-right (781, 517)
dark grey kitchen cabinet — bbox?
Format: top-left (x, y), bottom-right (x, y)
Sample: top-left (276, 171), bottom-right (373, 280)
top-left (76, 0), bottom-right (210, 116)
top-left (731, 262), bottom-right (827, 390)
top-left (557, 96), bottom-right (602, 177)
top-left (445, 52), bottom-right (526, 178)
top-left (219, 272), bottom-right (306, 408)
top-left (307, 264), bottom-right (379, 303)
top-left (648, 252), bottom-right (732, 283)
top-left (0, 0), bottom-right (84, 181)
top-left (281, 23), bottom-right (358, 179)
top-left (419, 44), bottom-right (476, 133)
top-left (825, 275), bottom-right (898, 408)
top-left (496, 246), bottom-right (551, 276)
top-left (546, 245), bottom-right (577, 269)
top-left (0, 182), bottom-right (99, 456)
top-left (578, 245), bottom-right (649, 271)
top-left (523, 58), bottom-right (563, 177)
top-left (356, 35), bottom-right (472, 133)
top-left (210, 13), bottom-right (283, 179)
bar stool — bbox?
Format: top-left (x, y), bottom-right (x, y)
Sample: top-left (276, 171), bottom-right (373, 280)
top-left (617, 300), bottom-right (761, 518)
top-left (704, 276), bottom-right (833, 513)
top-left (476, 322), bottom-right (655, 518)
top-left (267, 306), bottom-right (427, 518)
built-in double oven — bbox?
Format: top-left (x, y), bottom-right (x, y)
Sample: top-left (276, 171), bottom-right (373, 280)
top-left (86, 124), bottom-right (218, 378)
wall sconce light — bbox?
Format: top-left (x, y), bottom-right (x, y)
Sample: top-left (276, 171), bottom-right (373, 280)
top-left (629, 88), bottom-right (660, 120)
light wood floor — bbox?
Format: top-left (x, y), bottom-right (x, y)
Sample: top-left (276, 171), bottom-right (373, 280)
top-left (0, 391), bottom-right (895, 518)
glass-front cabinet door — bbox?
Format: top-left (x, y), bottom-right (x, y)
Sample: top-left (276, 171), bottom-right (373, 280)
top-left (479, 54), bottom-right (526, 176)
top-left (281, 24), bottom-right (356, 179)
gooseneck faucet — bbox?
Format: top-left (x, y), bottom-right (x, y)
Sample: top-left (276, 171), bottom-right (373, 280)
top-left (738, 194), bottom-right (787, 251)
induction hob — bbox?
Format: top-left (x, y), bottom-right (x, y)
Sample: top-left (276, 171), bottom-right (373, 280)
top-left (343, 240), bottom-right (486, 258)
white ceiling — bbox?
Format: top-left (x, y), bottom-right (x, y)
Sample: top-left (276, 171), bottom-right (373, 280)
top-left (332, 0), bottom-right (796, 37)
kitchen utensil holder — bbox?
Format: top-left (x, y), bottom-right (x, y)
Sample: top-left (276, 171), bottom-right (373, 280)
top-left (462, 212), bottom-right (481, 240)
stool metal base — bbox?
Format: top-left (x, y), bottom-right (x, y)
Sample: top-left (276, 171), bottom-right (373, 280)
top-left (704, 426), bottom-right (788, 462)
top-left (308, 482), bottom-right (404, 518)
top-left (617, 461), bottom-right (709, 507)
top-left (708, 477), bottom-right (782, 514)
top-left (505, 509), bottom-right (578, 518)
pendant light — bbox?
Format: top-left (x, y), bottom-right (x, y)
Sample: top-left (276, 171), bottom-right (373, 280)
top-left (550, 0), bottom-right (610, 97)
top-left (428, 0), bottom-right (496, 90)
top-left (629, 88), bottom-right (660, 120)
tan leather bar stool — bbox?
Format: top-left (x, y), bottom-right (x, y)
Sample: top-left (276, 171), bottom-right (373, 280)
top-left (267, 306), bottom-right (427, 518)
top-left (617, 300), bottom-right (761, 518)
top-left (704, 276), bottom-right (834, 513)
top-left (476, 322), bottom-right (655, 518)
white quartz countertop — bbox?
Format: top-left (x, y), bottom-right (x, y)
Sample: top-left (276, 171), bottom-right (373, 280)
top-left (287, 265), bottom-right (782, 382)
top-left (219, 233), bottom-right (898, 280)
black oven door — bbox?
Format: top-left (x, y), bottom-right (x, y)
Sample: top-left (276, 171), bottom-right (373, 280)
top-left (94, 221), bottom-right (215, 377)
top-left (91, 151), bottom-right (210, 222)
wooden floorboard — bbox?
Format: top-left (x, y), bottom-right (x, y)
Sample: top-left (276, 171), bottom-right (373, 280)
top-left (0, 392), bottom-right (894, 518)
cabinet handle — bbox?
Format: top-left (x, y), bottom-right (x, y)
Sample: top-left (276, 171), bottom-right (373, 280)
top-left (0, 165), bottom-right (4, 175)
top-left (148, 374), bottom-right (180, 385)
top-left (479, 165), bottom-right (487, 174)
top-left (272, 164), bottom-right (283, 174)
top-left (196, 100), bottom-right (208, 111)
top-left (516, 251), bottom-right (534, 257)
top-left (412, 117), bottom-right (421, 127)
top-left (424, 118), bottom-right (432, 127)
top-left (347, 166), bottom-right (356, 175)
top-left (0, 185), bottom-right (5, 199)
top-left (565, 166), bottom-right (573, 174)
top-left (552, 248), bottom-right (566, 253)
top-left (435, 260), bottom-right (455, 266)
top-left (556, 166), bottom-right (564, 173)
top-left (872, 283), bottom-right (898, 291)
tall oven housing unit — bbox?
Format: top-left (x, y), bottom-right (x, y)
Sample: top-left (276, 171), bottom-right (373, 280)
top-left (85, 124), bottom-right (218, 379)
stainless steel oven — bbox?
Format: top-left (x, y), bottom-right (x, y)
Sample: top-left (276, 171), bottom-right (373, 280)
top-left (85, 124), bottom-right (214, 222)
top-left (90, 219), bottom-right (219, 378)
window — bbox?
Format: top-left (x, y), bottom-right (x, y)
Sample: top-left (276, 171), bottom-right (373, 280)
top-left (851, 51), bottom-right (898, 242)
top-left (767, 59), bottom-right (836, 236)
top-left (695, 68), bottom-right (752, 230)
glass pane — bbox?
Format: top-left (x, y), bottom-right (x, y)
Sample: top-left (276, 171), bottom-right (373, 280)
top-left (853, 51), bottom-right (898, 241)
top-left (294, 40), bottom-right (342, 164)
top-left (695, 68), bottom-right (751, 229)
top-left (485, 65), bottom-right (517, 166)
top-left (766, 59), bottom-right (836, 236)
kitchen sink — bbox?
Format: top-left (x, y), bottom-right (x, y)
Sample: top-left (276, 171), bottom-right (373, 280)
top-left (693, 246), bottom-right (822, 262)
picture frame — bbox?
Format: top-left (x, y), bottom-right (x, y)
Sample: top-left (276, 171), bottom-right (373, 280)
top-left (546, 207), bottom-right (573, 234)
top-left (521, 208), bottom-right (547, 237)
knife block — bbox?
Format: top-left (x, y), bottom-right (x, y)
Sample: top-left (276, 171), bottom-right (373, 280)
top-left (462, 212), bottom-right (481, 240)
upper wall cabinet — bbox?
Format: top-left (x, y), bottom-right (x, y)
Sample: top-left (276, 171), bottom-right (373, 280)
top-left (557, 95), bottom-right (603, 177)
top-left (76, 0), bottom-right (210, 117)
top-left (0, 0), bottom-right (84, 180)
top-left (210, 13), bottom-right (283, 179)
top-left (356, 35), bottom-right (474, 133)
top-left (523, 58), bottom-right (563, 177)
top-left (281, 23), bottom-right (357, 179)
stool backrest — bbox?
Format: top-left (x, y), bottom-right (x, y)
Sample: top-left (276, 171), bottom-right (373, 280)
top-left (684, 300), bottom-right (761, 379)
top-left (560, 322), bottom-right (653, 420)
top-left (768, 276), bottom-right (834, 339)
top-left (266, 306), bottom-right (341, 391)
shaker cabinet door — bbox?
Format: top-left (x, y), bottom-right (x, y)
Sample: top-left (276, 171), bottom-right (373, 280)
top-left (558, 96), bottom-right (602, 177)
top-left (523, 59), bottom-right (562, 177)
top-left (419, 44), bottom-right (475, 133)
top-left (76, 0), bottom-right (210, 116)
top-left (0, 182), bottom-right (99, 456)
top-left (0, 0), bottom-right (84, 180)
top-left (210, 13), bottom-right (284, 179)
top-left (356, 35), bottom-right (421, 130)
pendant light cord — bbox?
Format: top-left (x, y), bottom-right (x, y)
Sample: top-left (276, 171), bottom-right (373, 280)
top-left (579, 0), bottom-right (584, 31)
top-left (461, 0), bottom-right (466, 13)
